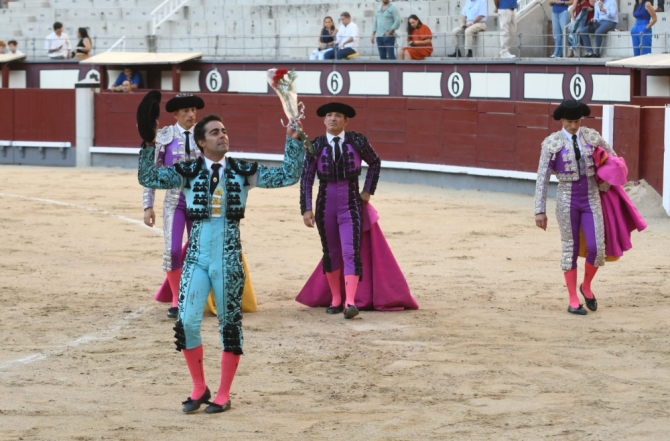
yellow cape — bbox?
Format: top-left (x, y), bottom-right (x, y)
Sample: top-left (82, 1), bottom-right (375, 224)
top-left (204, 252), bottom-right (257, 314)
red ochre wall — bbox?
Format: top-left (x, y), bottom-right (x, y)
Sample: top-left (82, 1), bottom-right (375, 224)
top-left (93, 93), bottom-right (663, 194)
top-left (0, 89), bottom-right (76, 144)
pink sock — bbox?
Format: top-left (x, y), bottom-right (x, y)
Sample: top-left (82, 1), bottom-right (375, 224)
top-left (182, 345), bottom-right (207, 399)
top-left (582, 262), bottom-right (598, 299)
top-left (166, 269), bottom-right (182, 308)
top-left (213, 351), bottom-right (240, 405)
top-left (325, 269), bottom-right (342, 307)
top-left (564, 269), bottom-right (580, 308)
top-left (344, 274), bottom-right (359, 307)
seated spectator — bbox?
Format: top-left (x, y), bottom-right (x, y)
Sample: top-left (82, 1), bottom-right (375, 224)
top-left (45, 21), bottom-right (72, 59)
top-left (309, 16), bottom-right (337, 60)
top-left (323, 12), bottom-right (359, 60)
top-left (73, 28), bottom-right (92, 60)
top-left (578, 0), bottom-right (618, 58)
top-left (631, 0), bottom-right (657, 56)
top-left (111, 67), bottom-right (144, 92)
top-left (0, 41), bottom-right (6, 54)
top-left (122, 80), bottom-right (133, 93)
top-left (449, 0), bottom-right (488, 58)
top-left (7, 40), bottom-right (23, 55)
top-left (566, 0), bottom-right (594, 57)
top-left (399, 15), bottom-right (433, 60)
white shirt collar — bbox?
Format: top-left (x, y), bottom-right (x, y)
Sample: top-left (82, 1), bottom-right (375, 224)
top-left (326, 130), bottom-right (346, 144)
top-left (176, 123), bottom-right (193, 136)
top-left (562, 128), bottom-right (583, 151)
top-left (203, 156), bottom-right (226, 178)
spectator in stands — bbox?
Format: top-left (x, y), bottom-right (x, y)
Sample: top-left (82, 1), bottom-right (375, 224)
top-left (7, 40), bottom-right (22, 55)
top-left (494, 0), bottom-right (518, 58)
top-left (566, 0), bottom-right (594, 57)
top-left (550, 0), bottom-right (573, 58)
top-left (73, 28), bottom-right (92, 60)
top-left (398, 15), bottom-right (433, 60)
top-left (111, 67), bottom-right (144, 92)
top-left (309, 16), bottom-right (337, 60)
top-left (579, 0), bottom-right (618, 58)
top-left (324, 12), bottom-right (359, 60)
top-left (371, 0), bottom-right (401, 60)
top-left (0, 41), bottom-right (6, 54)
top-left (631, 0), bottom-right (657, 56)
top-left (45, 22), bottom-right (72, 59)
top-left (448, 0), bottom-right (488, 58)
top-left (121, 80), bottom-right (132, 93)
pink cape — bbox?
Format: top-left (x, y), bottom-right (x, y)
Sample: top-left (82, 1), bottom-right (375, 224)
top-left (153, 243), bottom-right (188, 303)
top-left (593, 147), bottom-right (647, 258)
top-left (295, 203), bottom-right (419, 311)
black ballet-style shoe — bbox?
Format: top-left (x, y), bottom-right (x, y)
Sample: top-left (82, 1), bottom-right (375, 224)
top-left (343, 304), bottom-right (359, 319)
top-left (567, 305), bottom-right (588, 315)
top-left (205, 400), bottom-right (231, 414)
top-left (167, 307), bottom-right (179, 319)
top-left (182, 387), bottom-right (211, 413)
top-left (448, 49), bottom-right (462, 58)
top-left (579, 284), bottom-right (598, 311)
top-left (326, 305), bottom-right (344, 314)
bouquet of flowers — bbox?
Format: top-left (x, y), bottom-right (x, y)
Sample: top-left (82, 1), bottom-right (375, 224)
top-left (267, 68), bottom-right (313, 154)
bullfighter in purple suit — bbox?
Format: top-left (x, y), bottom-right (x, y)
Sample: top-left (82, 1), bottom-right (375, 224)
top-left (535, 100), bottom-right (615, 315)
top-left (300, 102), bottom-right (381, 319)
top-left (143, 93), bottom-right (204, 318)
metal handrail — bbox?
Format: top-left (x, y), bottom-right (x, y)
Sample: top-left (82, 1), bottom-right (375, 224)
top-left (151, 0), bottom-right (190, 35)
top-left (518, 0), bottom-right (544, 15)
top-left (106, 36), bottom-right (126, 52)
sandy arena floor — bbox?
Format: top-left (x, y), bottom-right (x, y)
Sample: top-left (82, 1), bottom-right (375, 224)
top-left (0, 165), bottom-right (669, 441)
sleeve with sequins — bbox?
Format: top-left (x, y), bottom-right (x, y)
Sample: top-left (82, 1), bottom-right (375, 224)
top-left (255, 137), bottom-right (303, 189)
top-left (138, 145), bottom-right (182, 190)
top-left (360, 138), bottom-right (381, 195)
top-left (534, 146), bottom-right (556, 215)
top-left (300, 150), bottom-right (318, 215)
top-left (142, 143), bottom-right (166, 209)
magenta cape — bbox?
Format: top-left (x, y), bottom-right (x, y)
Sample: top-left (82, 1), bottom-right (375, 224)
top-left (593, 148), bottom-right (647, 258)
top-left (153, 243), bottom-right (188, 303)
top-left (295, 203), bottom-right (419, 311)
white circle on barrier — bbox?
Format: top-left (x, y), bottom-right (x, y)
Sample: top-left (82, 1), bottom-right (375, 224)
top-left (569, 74), bottom-right (586, 101)
top-left (205, 69), bottom-right (223, 92)
top-left (326, 71), bottom-right (344, 95)
top-left (85, 69), bottom-right (101, 83)
top-left (447, 72), bottom-right (464, 98)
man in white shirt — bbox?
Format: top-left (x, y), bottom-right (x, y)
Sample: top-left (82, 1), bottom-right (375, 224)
top-left (324, 12), bottom-right (360, 60)
top-left (449, 0), bottom-right (488, 57)
top-left (44, 22), bottom-right (72, 59)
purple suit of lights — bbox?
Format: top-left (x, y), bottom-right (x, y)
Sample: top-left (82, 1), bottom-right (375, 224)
top-left (300, 132), bottom-right (381, 277)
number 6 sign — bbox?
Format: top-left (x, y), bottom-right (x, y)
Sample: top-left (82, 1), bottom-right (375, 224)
top-left (447, 72), bottom-right (464, 98)
top-left (326, 71), bottom-right (344, 95)
top-left (569, 73), bottom-right (586, 101)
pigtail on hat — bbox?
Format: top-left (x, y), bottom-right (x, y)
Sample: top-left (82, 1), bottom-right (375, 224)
top-left (553, 99), bottom-right (591, 121)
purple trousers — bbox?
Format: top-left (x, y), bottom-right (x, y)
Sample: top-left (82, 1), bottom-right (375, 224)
top-left (567, 173), bottom-right (597, 269)
top-left (165, 197), bottom-right (192, 271)
top-left (315, 179), bottom-right (363, 277)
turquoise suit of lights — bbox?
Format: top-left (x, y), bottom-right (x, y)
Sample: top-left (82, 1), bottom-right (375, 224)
top-left (138, 137), bottom-right (303, 354)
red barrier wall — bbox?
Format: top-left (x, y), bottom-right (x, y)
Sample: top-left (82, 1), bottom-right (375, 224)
top-left (0, 89), bottom-right (76, 144)
top-left (640, 107), bottom-right (665, 193)
top-left (93, 92), bottom-right (664, 193)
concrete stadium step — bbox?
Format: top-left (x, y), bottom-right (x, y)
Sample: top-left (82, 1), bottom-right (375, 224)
top-left (8, 1), bottom-right (51, 8)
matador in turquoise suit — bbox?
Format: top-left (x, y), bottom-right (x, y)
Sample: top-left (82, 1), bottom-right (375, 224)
top-left (137, 97), bottom-right (302, 414)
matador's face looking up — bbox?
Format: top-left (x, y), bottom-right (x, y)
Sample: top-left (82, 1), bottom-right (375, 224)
top-left (324, 112), bottom-right (348, 135)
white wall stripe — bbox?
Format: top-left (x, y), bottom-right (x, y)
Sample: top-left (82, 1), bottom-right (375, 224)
top-left (663, 108), bottom-right (670, 216)
top-left (601, 105), bottom-right (615, 147)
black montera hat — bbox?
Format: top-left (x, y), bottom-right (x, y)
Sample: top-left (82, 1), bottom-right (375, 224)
top-left (165, 93), bottom-right (205, 112)
top-left (316, 102), bottom-right (356, 118)
top-left (136, 90), bottom-right (161, 143)
top-left (552, 100), bottom-right (591, 121)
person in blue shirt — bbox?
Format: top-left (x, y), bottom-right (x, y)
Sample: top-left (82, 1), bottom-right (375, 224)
top-left (495, 0), bottom-right (518, 58)
top-left (630, 0), bottom-right (657, 56)
top-left (550, 0), bottom-right (573, 57)
top-left (578, 0), bottom-right (618, 58)
top-left (111, 66), bottom-right (144, 92)
top-left (371, 0), bottom-right (401, 60)
top-left (449, 0), bottom-right (488, 57)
